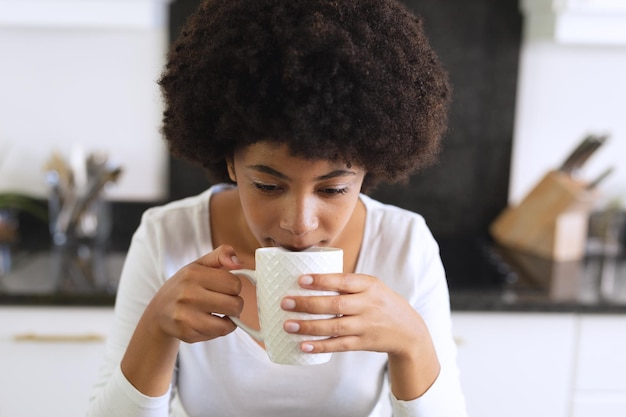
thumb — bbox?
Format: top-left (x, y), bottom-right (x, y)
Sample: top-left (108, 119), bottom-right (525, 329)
top-left (195, 244), bottom-right (243, 270)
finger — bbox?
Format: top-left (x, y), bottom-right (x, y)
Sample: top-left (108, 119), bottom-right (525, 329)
top-left (168, 282), bottom-right (243, 319)
top-left (281, 293), bottom-right (360, 316)
top-left (195, 244), bottom-right (243, 270)
top-left (284, 315), bottom-right (360, 337)
top-left (298, 273), bottom-right (373, 294)
top-left (301, 335), bottom-right (362, 354)
top-left (200, 289), bottom-right (244, 317)
top-left (179, 312), bottom-right (238, 343)
top-left (181, 263), bottom-right (242, 296)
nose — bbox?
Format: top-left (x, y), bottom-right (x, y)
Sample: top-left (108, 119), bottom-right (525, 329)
top-left (279, 194), bottom-right (319, 236)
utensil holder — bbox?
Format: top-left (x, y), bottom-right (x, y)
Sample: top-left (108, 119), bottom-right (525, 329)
top-left (490, 170), bottom-right (597, 261)
top-left (51, 240), bottom-right (112, 293)
top-left (49, 194), bottom-right (111, 247)
top-left (48, 194), bottom-right (112, 292)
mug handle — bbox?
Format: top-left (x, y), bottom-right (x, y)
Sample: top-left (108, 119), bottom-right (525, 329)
top-left (229, 269), bottom-right (264, 342)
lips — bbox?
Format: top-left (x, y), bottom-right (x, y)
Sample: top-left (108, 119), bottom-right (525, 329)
top-left (266, 238), bottom-right (323, 252)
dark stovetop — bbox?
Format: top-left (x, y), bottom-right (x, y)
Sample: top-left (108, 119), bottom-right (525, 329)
top-left (440, 238), bottom-right (626, 313)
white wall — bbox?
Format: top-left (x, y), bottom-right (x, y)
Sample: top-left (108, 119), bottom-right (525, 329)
top-left (511, 41), bottom-right (626, 207)
top-left (3, 0), bottom-right (624, 207)
top-left (0, 0), bottom-right (171, 201)
top-left (510, 0), bottom-right (626, 208)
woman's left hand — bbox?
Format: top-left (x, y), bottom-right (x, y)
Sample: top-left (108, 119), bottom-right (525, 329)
top-left (281, 273), bottom-right (421, 355)
top-left (281, 272), bottom-right (440, 399)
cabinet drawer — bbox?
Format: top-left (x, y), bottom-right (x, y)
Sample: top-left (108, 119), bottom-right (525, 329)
top-left (0, 306), bottom-right (114, 417)
top-left (572, 393), bottom-right (626, 417)
top-left (0, 306), bottom-right (114, 338)
top-left (452, 312), bottom-right (577, 417)
top-left (575, 315), bottom-right (626, 391)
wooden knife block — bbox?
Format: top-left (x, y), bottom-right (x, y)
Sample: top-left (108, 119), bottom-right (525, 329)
top-left (490, 171), bottom-right (597, 261)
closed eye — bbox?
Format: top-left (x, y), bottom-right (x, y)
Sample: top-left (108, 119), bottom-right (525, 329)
top-left (320, 187), bottom-right (349, 195)
top-left (252, 182), bottom-right (280, 193)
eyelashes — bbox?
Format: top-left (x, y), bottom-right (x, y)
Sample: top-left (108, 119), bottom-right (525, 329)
top-left (251, 181), bottom-right (349, 196)
top-left (252, 182), bottom-right (278, 192)
top-left (321, 187), bottom-right (349, 195)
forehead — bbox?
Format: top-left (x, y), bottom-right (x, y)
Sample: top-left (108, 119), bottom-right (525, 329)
top-left (234, 141), bottom-right (357, 173)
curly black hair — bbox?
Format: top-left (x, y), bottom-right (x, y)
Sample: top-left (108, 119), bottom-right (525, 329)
top-left (159, 0), bottom-right (451, 191)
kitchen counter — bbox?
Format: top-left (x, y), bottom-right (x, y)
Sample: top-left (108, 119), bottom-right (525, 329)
top-left (443, 239), bottom-right (626, 314)
top-left (0, 247), bottom-right (124, 306)
top-left (1, 240), bottom-right (625, 313)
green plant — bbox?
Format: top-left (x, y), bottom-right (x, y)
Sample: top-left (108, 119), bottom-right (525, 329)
top-left (0, 193), bottom-right (48, 221)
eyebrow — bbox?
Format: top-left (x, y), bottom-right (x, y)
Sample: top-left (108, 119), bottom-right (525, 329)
top-left (247, 164), bottom-right (357, 181)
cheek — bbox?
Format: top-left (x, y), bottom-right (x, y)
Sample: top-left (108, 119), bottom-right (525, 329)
top-left (320, 206), bottom-right (341, 225)
top-left (320, 200), bottom-right (356, 229)
top-left (241, 199), bottom-right (276, 234)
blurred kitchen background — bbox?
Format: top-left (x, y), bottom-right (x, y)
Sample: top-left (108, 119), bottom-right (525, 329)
top-left (1, 1), bottom-right (626, 417)
top-left (1, 0), bottom-right (624, 258)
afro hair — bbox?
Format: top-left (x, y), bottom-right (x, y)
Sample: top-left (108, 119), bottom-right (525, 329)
top-left (159, 0), bottom-right (451, 191)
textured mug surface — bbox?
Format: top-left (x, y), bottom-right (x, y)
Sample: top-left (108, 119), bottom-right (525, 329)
top-left (230, 247), bottom-right (343, 365)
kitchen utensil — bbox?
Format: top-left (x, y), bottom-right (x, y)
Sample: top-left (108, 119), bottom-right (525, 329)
top-left (558, 134), bottom-right (608, 176)
top-left (45, 150), bottom-right (122, 243)
top-left (586, 166), bottom-right (615, 190)
top-left (64, 164), bottom-right (122, 236)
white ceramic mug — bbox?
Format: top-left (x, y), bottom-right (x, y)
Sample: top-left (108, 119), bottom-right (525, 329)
top-left (229, 247), bottom-right (343, 365)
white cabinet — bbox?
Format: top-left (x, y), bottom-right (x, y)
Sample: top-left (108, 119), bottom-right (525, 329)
top-left (571, 315), bottom-right (626, 417)
top-left (2, 306), bottom-right (623, 417)
top-left (0, 306), bottom-right (114, 417)
top-left (452, 312), bottom-right (626, 417)
top-left (452, 312), bottom-right (578, 417)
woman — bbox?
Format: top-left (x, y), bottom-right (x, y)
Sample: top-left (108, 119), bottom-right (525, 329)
top-left (88, 0), bottom-right (467, 415)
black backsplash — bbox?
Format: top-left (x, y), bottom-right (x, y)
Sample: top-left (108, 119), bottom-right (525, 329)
top-left (166, 0), bottom-right (522, 244)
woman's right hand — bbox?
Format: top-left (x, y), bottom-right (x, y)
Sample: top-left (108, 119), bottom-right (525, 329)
top-left (121, 244), bottom-right (244, 396)
top-left (147, 244), bottom-right (245, 343)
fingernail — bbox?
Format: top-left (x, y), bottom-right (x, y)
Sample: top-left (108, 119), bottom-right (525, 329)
top-left (302, 343), bottom-right (314, 352)
top-left (300, 275), bottom-right (313, 286)
top-left (230, 255), bottom-right (242, 265)
top-left (281, 298), bottom-right (296, 310)
top-left (284, 322), bottom-right (299, 333)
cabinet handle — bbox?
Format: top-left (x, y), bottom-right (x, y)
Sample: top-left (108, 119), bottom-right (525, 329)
top-left (13, 333), bottom-right (105, 343)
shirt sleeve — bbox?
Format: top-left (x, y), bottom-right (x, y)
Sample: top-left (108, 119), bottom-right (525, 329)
top-left (389, 218), bottom-right (468, 417)
top-left (390, 368), bottom-right (468, 417)
top-left (87, 365), bottom-right (171, 417)
top-left (86, 212), bottom-right (174, 417)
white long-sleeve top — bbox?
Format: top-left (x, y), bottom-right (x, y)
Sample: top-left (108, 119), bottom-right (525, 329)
top-left (87, 184), bottom-right (468, 417)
